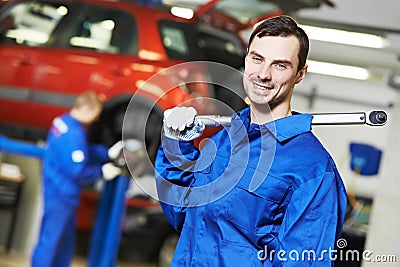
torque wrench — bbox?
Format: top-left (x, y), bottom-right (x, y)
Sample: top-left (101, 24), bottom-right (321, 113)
top-left (310, 110), bottom-right (387, 126)
top-left (196, 110), bottom-right (387, 127)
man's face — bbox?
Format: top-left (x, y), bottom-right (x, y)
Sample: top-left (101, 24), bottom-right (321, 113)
top-left (243, 35), bottom-right (307, 108)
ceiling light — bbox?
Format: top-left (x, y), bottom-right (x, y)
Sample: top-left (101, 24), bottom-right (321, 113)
top-left (300, 25), bottom-right (387, 49)
top-left (170, 6), bottom-right (194, 19)
top-left (307, 60), bottom-right (370, 80)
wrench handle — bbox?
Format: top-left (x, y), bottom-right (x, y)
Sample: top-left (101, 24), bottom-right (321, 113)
top-left (196, 110), bottom-right (387, 127)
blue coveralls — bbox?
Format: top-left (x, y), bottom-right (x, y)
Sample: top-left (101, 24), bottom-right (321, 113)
top-left (32, 113), bottom-right (108, 267)
top-left (155, 107), bottom-right (347, 266)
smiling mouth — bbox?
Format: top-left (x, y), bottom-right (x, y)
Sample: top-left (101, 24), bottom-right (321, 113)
top-left (253, 82), bottom-right (273, 94)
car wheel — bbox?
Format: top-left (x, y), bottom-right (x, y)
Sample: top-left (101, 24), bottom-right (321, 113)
top-left (88, 100), bottom-right (162, 167)
top-left (158, 233), bottom-right (179, 267)
top-left (121, 102), bottom-right (163, 165)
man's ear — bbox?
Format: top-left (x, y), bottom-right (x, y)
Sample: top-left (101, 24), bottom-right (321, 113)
top-left (295, 64), bottom-right (308, 84)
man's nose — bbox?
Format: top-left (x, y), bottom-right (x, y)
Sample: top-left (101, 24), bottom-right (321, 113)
top-left (257, 64), bottom-right (272, 81)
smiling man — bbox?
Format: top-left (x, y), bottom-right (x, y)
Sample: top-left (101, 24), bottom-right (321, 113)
top-left (155, 15), bottom-right (347, 266)
top-left (243, 18), bottom-right (308, 124)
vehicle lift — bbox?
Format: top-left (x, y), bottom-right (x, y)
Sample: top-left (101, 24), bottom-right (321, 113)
top-left (0, 110), bottom-right (387, 267)
top-left (0, 134), bottom-right (130, 266)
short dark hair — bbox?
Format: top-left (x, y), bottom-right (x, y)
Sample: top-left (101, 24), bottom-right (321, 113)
top-left (248, 15), bottom-right (309, 72)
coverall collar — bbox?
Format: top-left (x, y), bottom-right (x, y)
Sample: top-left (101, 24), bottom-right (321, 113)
top-left (234, 107), bottom-right (313, 143)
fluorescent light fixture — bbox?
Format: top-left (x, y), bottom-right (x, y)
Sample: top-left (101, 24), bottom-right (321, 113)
top-left (300, 25), bottom-right (387, 49)
top-left (6, 29), bottom-right (49, 44)
top-left (307, 60), bottom-right (370, 80)
top-left (170, 6), bottom-right (194, 19)
top-left (70, 37), bottom-right (105, 49)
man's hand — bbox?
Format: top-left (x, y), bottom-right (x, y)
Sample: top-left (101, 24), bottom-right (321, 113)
top-left (163, 107), bottom-right (204, 141)
top-left (102, 162), bottom-right (122, 180)
top-left (108, 140), bottom-right (123, 160)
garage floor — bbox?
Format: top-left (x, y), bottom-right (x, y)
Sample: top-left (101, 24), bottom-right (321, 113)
top-left (0, 248), bottom-right (156, 267)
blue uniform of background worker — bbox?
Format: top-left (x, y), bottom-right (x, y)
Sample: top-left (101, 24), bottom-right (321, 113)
top-left (32, 91), bottom-right (123, 267)
top-left (155, 16), bottom-right (347, 266)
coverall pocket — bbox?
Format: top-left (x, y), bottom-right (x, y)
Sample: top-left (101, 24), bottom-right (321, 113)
top-left (224, 175), bottom-right (291, 244)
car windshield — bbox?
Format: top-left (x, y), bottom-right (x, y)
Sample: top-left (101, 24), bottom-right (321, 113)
top-left (0, 1), bottom-right (68, 46)
top-left (158, 19), bottom-right (203, 61)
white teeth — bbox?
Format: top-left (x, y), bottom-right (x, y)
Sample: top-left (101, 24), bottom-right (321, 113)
top-left (254, 83), bottom-right (267, 90)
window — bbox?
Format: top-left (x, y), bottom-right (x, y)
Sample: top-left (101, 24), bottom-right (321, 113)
top-left (158, 20), bottom-right (202, 61)
top-left (67, 6), bottom-right (138, 55)
top-left (0, 1), bottom-right (68, 46)
top-left (161, 26), bottom-right (188, 55)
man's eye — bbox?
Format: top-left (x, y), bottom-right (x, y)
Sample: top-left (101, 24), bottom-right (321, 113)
top-left (252, 56), bottom-right (262, 62)
top-left (276, 63), bottom-right (287, 69)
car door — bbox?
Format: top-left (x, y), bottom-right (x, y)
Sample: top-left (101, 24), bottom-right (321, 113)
top-left (27, 2), bottom-right (140, 130)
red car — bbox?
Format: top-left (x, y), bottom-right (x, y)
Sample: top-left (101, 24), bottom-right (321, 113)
top-left (0, 0), bottom-right (230, 146)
